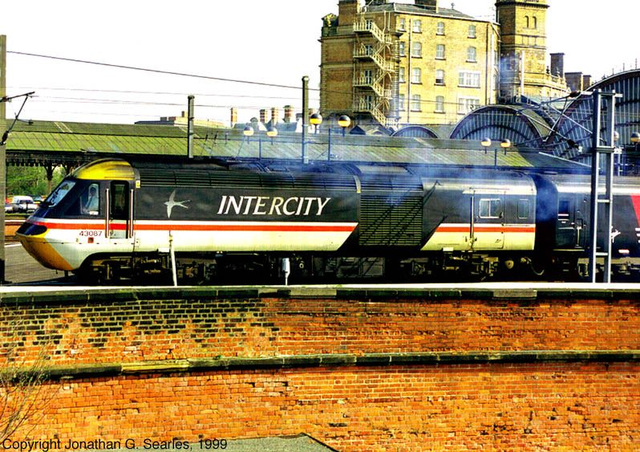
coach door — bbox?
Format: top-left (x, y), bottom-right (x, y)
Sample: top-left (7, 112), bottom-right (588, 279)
top-left (472, 193), bottom-right (505, 250)
top-left (106, 181), bottom-right (134, 241)
top-left (556, 195), bottom-right (586, 249)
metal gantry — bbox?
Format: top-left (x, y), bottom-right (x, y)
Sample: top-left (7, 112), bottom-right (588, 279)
top-left (589, 90), bottom-right (622, 283)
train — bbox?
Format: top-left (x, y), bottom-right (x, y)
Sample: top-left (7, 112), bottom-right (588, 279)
top-left (15, 157), bottom-right (640, 284)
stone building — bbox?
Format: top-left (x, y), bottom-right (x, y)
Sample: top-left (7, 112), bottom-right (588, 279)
top-left (319, 0), bottom-right (570, 129)
top-left (496, 0), bottom-right (567, 102)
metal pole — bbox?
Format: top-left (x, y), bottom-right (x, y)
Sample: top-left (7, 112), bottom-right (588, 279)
top-left (0, 35), bottom-right (6, 121)
top-left (0, 91), bottom-right (34, 284)
top-left (602, 92), bottom-right (619, 282)
top-left (589, 90), bottom-right (602, 282)
top-left (301, 76), bottom-right (309, 164)
top-left (187, 95), bottom-right (195, 159)
top-left (0, 141), bottom-right (5, 283)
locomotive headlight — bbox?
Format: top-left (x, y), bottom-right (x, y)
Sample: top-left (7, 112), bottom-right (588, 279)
top-left (619, 249), bottom-right (630, 255)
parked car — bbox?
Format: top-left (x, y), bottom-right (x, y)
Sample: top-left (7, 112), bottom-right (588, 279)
top-left (9, 195), bottom-right (38, 213)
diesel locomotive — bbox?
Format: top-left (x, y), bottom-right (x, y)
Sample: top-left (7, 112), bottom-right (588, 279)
top-left (16, 157), bottom-right (640, 284)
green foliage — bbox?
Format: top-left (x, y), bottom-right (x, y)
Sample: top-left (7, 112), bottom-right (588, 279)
top-left (6, 166), bottom-right (65, 198)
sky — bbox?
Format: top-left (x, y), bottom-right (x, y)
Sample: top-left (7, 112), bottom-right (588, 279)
top-left (1, 0), bottom-right (639, 126)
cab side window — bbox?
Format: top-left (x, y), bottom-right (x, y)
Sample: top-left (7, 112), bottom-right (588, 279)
top-left (110, 182), bottom-right (129, 220)
top-left (82, 183), bottom-right (100, 216)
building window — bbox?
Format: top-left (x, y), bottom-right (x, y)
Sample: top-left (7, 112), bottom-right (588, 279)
top-left (525, 16), bottom-right (538, 29)
top-left (398, 94), bottom-right (405, 111)
top-left (435, 69), bottom-right (445, 85)
top-left (364, 44), bottom-right (374, 56)
top-left (398, 18), bottom-right (406, 31)
top-left (458, 97), bottom-right (480, 115)
top-left (399, 67), bottom-right (406, 83)
top-left (413, 19), bottom-right (422, 33)
top-left (363, 94), bottom-right (375, 111)
top-left (436, 44), bottom-right (445, 60)
top-left (411, 94), bottom-right (422, 112)
top-left (458, 71), bottom-right (481, 88)
top-left (436, 21), bottom-right (445, 35)
top-left (468, 24), bottom-right (477, 38)
top-left (435, 96), bottom-right (445, 113)
top-left (467, 46), bottom-right (477, 63)
top-left (411, 67), bottom-right (422, 84)
top-left (411, 41), bottom-right (422, 58)
top-left (363, 69), bottom-right (373, 84)
top-left (399, 41), bottom-right (406, 57)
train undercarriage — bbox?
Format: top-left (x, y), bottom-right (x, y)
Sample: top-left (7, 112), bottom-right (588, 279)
top-left (74, 249), bottom-right (640, 285)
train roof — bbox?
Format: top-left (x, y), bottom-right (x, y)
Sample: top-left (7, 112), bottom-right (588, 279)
top-left (73, 158), bottom-right (540, 194)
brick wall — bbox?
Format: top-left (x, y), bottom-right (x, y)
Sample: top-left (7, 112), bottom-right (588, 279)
top-left (20, 363), bottom-right (640, 450)
top-left (2, 286), bottom-right (640, 450)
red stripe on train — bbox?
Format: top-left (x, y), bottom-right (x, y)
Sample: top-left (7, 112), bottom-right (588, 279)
top-left (31, 220), bottom-right (356, 233)
top-left (436, 225), bottom-right (536, 233)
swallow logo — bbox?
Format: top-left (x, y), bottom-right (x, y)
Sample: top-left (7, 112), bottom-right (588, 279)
top-left (611, 228), bottom-right (621, 242)
top-left (165, 190), bottom-right (190, 218)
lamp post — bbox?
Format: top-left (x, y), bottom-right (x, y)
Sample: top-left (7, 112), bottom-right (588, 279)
top-left (481, 138), bottom-right (492, 162)
top-left (338, 115), bottom-right (351, 136)
top-left (310, 113), bottom-right (322, 133)
top-left (328, 114), bottom-right (351, 161)
top-left (267, 126), bottom-right (278, 144)
top-left (242, 124), bottom-right (264, 159)
top-left (301, 76), bottom-right (309, 164)
top-left (500, 139), bottom-right (511, 167)
top-left (242, 125), bottom-right (254, 139)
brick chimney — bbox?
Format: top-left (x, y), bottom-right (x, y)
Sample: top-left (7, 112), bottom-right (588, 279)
top-left (259, 109), bottom-right (268, 124)
top-left (338, 0), bottom-right (360, 26)
top-left (284, 105), bottom-right (294, 123)
top-left (415, 0), bottom-right (438, 11)
top-left (271, 107), bottom-right (279, 125)
top-left (230, 107), bottom-right (238, 127)
top-left (550, 53), bottom-right (565, 78)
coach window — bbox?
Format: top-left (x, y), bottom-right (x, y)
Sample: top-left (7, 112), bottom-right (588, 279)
top-left (479, 198), bottom-right (502, 219)
top-left (517, 199), bottom-right (530, 220)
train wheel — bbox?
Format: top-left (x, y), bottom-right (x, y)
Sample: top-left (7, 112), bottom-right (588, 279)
top-left (525, 257), bottom-right (547, 279)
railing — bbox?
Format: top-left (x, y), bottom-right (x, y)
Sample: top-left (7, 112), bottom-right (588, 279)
top-left (353, 75), bottom-right (386, 98)
top-left (353, 44), bottom-right (396, 72)
top-left (353, 20), bottom-right (393, 45)
top-left (354, 98), bottom-right (388, 125)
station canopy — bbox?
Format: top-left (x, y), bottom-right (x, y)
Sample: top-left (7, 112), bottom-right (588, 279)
top-left (1, 119), bottom-right (586, 173)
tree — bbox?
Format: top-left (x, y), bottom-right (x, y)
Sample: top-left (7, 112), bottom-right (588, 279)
top-left (6, 166), bottom-right (65, 199)
top-left (0, 309), bottom-right (56, 441)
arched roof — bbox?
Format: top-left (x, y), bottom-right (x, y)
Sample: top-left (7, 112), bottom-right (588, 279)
top-left (548, 69), bottom-right (640, 159)
top-left (449, 105), bottom-right (553, 150)
top-left (392, 125), bottom-right (438, 138)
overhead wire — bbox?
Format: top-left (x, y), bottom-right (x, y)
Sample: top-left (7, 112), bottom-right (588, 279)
top-left (8, 51), bottom-right (319, 92)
